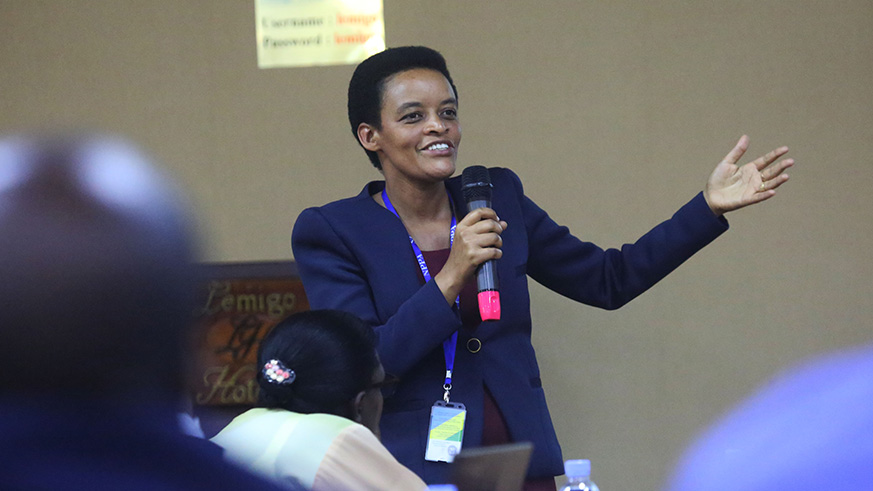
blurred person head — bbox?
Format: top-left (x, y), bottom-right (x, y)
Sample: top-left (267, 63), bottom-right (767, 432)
top-left (256, 309), bottom-right (390, 438)
top-left (0, 133), bottom-right (198, 401)
top-left (669, 343), bottom-right (873, 491)
top-left (347, 45), bottom-right (458, 169)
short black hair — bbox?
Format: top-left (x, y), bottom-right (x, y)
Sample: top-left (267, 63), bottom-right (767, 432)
top-left (256, 310), bottom-right (379, 418)
top-left (347, 46), bottom-right (458, 169)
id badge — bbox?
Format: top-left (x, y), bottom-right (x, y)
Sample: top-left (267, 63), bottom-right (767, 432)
top-left (425, 400), bottom-right (466, 463)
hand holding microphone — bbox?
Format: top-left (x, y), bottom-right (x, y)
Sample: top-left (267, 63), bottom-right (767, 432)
top-left (435, 167), bottom-right (505, 317)
top-left (461, 166), bottom-right (502, 321)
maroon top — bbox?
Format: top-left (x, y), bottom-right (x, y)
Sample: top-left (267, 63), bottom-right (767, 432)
top-left (421, 249), bottom-right (557, 491)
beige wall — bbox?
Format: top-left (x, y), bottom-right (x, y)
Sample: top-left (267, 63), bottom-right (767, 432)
top-left (3, 1), bottom-right (872, 488)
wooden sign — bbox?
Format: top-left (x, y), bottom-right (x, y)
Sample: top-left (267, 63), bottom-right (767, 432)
top-left (191, 261), bottom-right (308, 407)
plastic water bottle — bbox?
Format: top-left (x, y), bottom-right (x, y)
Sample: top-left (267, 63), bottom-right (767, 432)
top-left (559, 459), bottom-right (600, 491)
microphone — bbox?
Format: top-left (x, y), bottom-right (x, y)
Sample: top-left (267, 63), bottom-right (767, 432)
top-left (462, 166), bottom-right (501, 321)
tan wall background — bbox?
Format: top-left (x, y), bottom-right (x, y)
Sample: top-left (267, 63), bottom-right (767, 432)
top-left (3, 1), bottom-right (872, 489)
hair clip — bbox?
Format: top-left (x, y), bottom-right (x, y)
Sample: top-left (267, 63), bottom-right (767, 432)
top-left (263, 359), bottom-right (296, 385)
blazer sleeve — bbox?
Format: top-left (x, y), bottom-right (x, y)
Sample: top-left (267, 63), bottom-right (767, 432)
top-left (292, 206), bottom-right (461, 377)
top-left (507, 169), bottom-right (730, 310)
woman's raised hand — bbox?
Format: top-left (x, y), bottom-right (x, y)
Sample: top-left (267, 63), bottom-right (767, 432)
top-left (703, 135), bottom-right (794, 216)
top-left (434, 208), bottom-right (507, 305)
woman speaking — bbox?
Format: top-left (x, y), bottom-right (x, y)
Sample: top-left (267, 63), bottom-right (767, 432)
top-left (291, 46), bottom-right (792, 489)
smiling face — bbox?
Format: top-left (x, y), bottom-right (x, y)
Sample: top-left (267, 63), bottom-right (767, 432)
top-left (357, 68), bottom-right (461, 187)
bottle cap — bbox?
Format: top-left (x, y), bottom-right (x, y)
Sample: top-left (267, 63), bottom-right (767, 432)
top-left (564, 459), bottom-right (592, 479)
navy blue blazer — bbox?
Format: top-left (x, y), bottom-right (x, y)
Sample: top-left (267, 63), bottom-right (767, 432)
top-left (292, 167), bottom-right (728, 483)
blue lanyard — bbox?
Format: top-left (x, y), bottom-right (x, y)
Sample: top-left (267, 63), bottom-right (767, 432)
top-left (382, 189), bottom-right (459, 402)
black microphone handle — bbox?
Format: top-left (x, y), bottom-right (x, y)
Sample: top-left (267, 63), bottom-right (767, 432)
top-left (466, 199), bottom-right (499, 293)
top-left (466, 199), bottom-right (490, 211)
top-left (476, 258), bottom-right (499, 293)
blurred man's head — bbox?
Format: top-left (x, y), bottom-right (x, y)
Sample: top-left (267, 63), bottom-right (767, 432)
top-left (0, 134), bottom-right (198, 400)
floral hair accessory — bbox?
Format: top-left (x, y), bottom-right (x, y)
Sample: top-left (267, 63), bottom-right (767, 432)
top-left (263, 359), bottom-right (296, 385)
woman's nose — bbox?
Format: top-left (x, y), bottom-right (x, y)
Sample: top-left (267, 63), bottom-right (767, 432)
top-left (425, 115), bottom-right (448, 133)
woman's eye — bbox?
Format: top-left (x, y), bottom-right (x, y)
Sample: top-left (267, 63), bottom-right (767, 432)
top-left (442, 108), bottom-right (458, 119)
top-left (401, 112), bottom-right (422, 122)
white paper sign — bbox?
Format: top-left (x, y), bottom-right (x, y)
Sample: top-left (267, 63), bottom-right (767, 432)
top-left (255, 0), bottom-right (385, 68)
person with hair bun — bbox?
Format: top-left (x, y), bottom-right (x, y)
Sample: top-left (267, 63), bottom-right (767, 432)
top-left (292, 46), bottom-right (793, 489)
top-left (211, 309), bottom-right (427, 491)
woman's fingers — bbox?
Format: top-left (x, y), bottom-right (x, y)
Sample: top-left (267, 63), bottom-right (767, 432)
top-left (458, 208), bottom-right (505, 246)
top-left (459, 207), bottom-right (500, 226)
top-left (760, 158), bottom-right (794, 181)
top-left (752, 146), bottom-right (790, 171)
top-left (453, 208), bottom-right (507, 264)
top-left (721, 135), bottom-right (750, 166)
top-left (458, 226), bottom-right (503, 253)
top-left (466, 216), bottom-right (504, 235)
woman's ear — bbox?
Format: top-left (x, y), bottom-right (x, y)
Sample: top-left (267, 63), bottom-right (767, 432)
top-left (357, 123), bottom-right (380, 152)
top-left (350, 390), bottom-right (366, 424)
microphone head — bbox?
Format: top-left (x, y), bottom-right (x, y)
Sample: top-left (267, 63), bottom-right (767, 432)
top-left (462, 165), bottom-right (492, 202)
